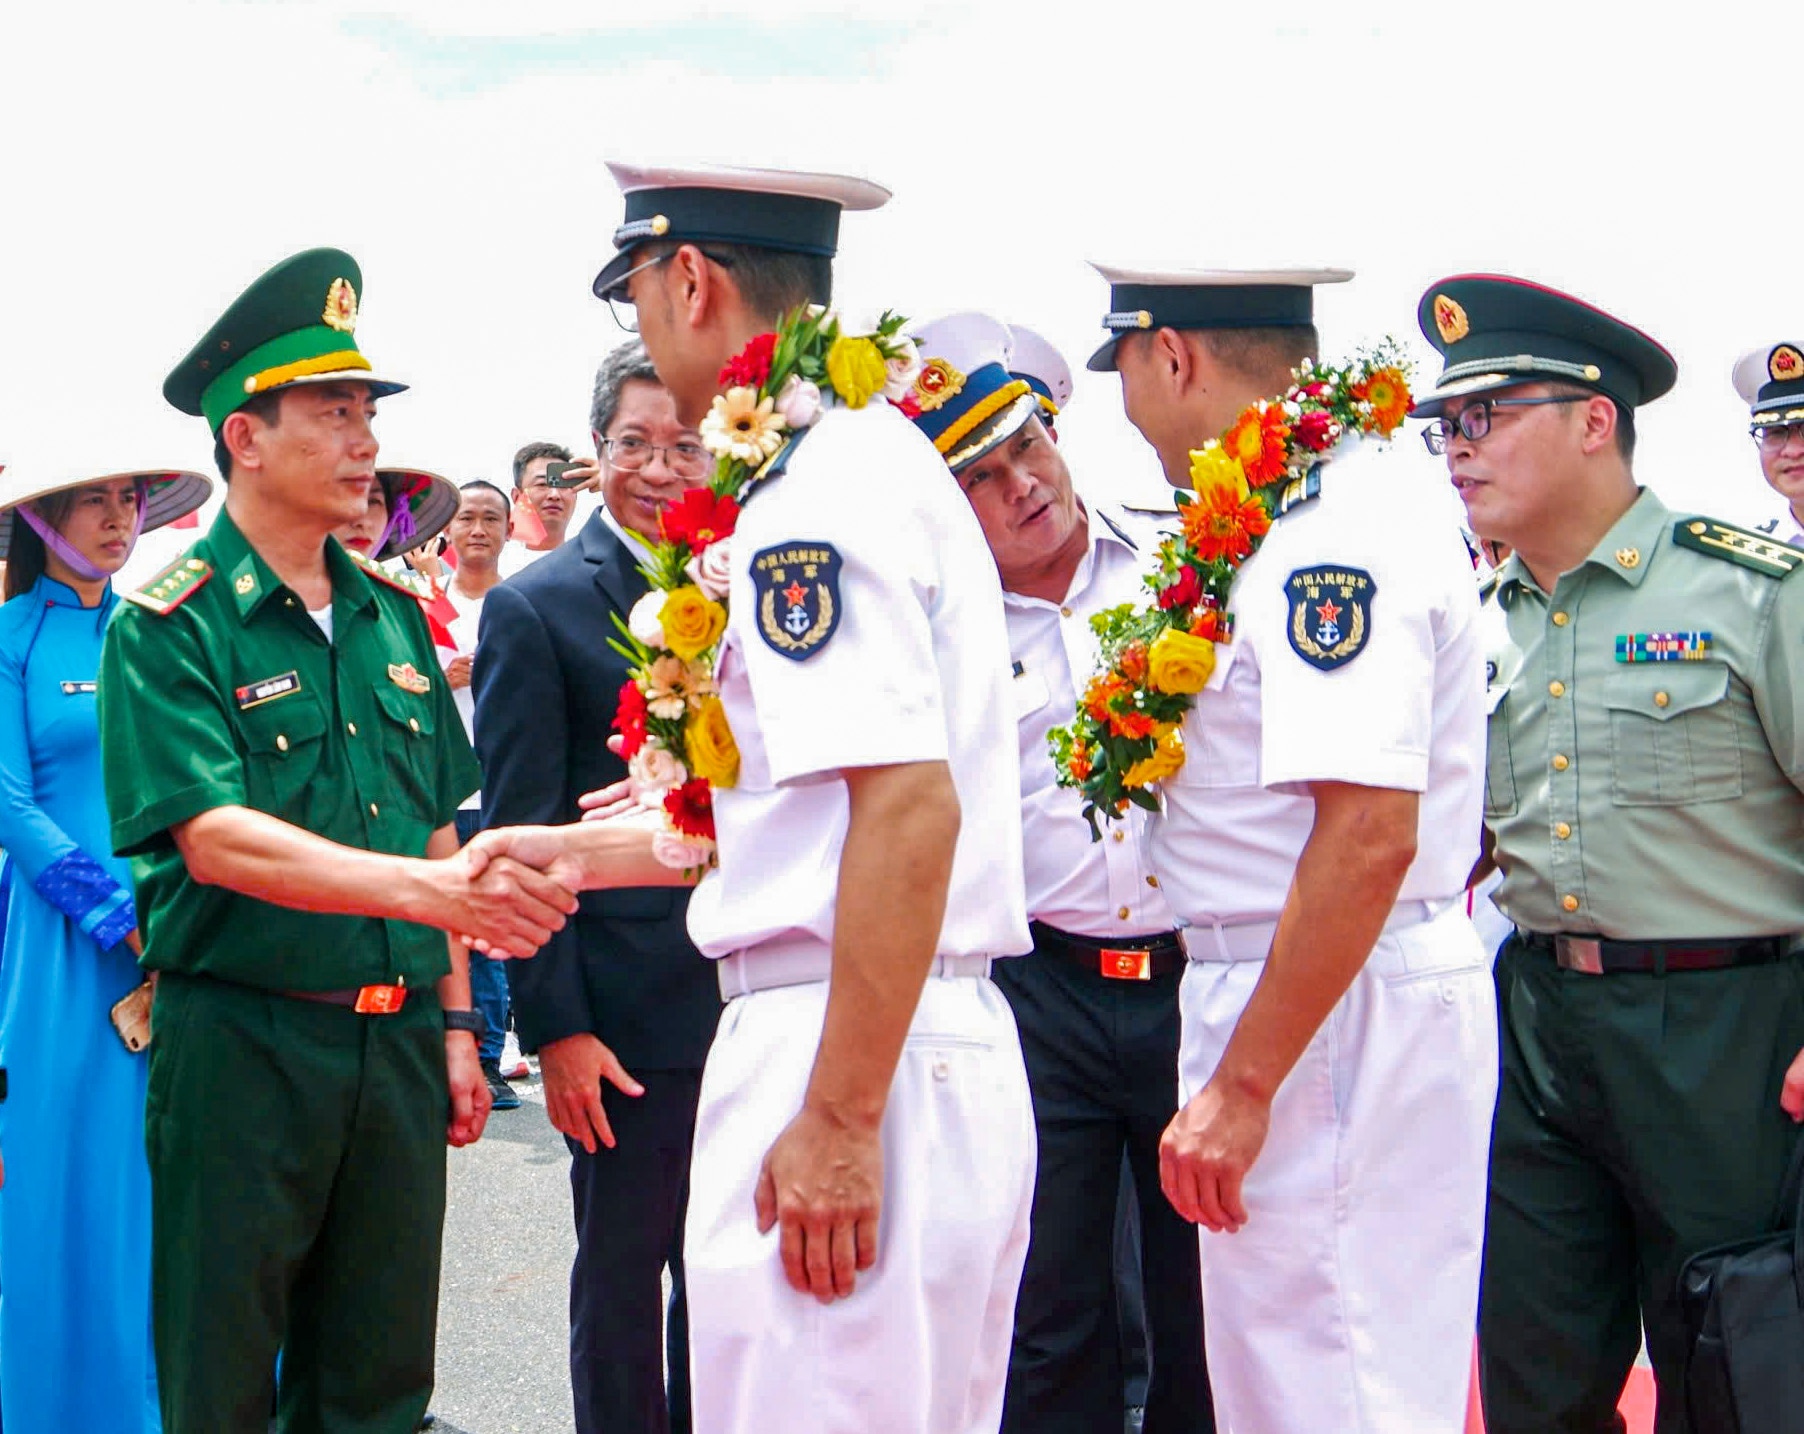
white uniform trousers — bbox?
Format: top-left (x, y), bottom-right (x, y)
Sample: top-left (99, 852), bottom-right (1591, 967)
top-left (1178, 901), bottom-right (1498, 1434)
top-left (685, 973), bottom-right (1037, 1434)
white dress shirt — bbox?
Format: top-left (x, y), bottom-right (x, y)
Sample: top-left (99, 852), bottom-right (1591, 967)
top-left (685, 403), bottom-right (1032, 965)
top-left (1005, 500), bottom-right (1177, 937)
top-left (1152, 436), bottom-right (1486, 924)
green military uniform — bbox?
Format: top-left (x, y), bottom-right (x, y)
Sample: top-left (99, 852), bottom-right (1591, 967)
top-left (1417, 275), bottom-right (1804, 1434)
top-left (97, 249), bottom-right (480, 1433)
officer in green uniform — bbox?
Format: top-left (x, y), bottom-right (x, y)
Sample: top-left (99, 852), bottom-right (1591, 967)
top-left (1414, 273), bottom-right (1804, 1434)
top-left (97, 248), bottom-right (576, 1433)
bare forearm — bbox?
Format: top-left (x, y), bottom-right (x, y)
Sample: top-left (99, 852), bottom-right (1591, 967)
top-left (560, 821), bottom-right (699, 890)
top-left (429, 825), bottom-right (474, 1010)
top-left (1214, 785), bottom-right (1419, 1103)
top-left (174, 806), bottom-right (440, 924)
top-left (807, 763), bottom-right (960, 1130)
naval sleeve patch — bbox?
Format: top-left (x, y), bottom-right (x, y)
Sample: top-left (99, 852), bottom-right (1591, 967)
top-left (751, 541), bottom-right (842, 661)
top-left (1285, 564), bottom-right (1376, 670)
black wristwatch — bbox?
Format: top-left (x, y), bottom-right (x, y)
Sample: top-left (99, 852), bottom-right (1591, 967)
top-left (443, 1008), bottom-right (487, 1041)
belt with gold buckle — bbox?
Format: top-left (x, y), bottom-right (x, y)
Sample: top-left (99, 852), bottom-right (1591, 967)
top-left (284, 976), bottom-right (409, 1014)
top-left (1028, 922), bottom-right (1184, 982)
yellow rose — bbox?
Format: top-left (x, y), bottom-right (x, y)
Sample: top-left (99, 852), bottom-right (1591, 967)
top-left (825, 335), bottom-right (888, 409)
top-left (1122, 731), bottom-right (1184, 789)
top-left (686, 695), bottom-right (740, 789)
top-left (659, 585), bottom-right (727, 661)
top-left (1147, 628), bottom-right (1216, 695)
top-left (1187, 442), bottom-right (1250, 506)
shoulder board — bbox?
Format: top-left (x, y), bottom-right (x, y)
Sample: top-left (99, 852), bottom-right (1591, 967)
top-left (1671, 518), bottom-right (1804, 579)
top-left (1276, 467), bottom-right (1323, 519)
top-left (1478, 570), bottom-right (1500, 603)
top-left (752, 426), bottom-right (815, 487)
top-left (348, 548), bottom-right (432, 599)
top-left (122, 555), bottom-right (213, 615)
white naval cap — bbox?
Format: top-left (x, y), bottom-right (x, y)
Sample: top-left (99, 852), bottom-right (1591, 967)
top-left (905, 312), bottom-right (1044, 473)
top-left (1085, 264), bottom-right (1353, 372)
top-left (592, 162), bottom-right (892, 300)
top-left (1006, 324), bottom-right (1074, 417)
top-left (1733, 341), bottom-right (1804, 421)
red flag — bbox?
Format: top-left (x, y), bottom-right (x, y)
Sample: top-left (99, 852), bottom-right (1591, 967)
top-left (419, 579), bottom-right (460, 651)
top-left (510, 497), bottom-right (547, 548)
top-left (170, 508), bottom-right (199, 529)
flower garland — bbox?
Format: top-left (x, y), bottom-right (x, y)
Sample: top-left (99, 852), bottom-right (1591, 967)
top-left (611, 306), bottom-right (919, 867)
top-left (1046, 346), bottom-right (1412, 834)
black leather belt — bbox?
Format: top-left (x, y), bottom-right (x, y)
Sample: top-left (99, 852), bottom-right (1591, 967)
top-left (1519, 929), bottom-right (1793, 976)
top-left (1029, 922), bottom-right (1185, 981)
top-left (282, 982), bottom-right (409, 1014)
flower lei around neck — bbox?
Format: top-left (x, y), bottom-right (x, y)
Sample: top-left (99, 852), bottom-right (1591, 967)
top-left (1046, 345), bottom-right (1412, 836)
top-left (611, 306), bottom-right (920, 868)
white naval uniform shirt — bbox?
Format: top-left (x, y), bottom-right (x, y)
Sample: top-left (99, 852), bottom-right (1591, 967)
top-left (1007, 500), bottom-right (1177, 938)
top-left (685, 403), bottom-right (1032, 965)
top-left (1152, 436), bottom-right (1486, 924)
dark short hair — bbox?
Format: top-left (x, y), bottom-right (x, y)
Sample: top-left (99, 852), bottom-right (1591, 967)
top-left (1197, 326), bottom-right (1320, 389)
top-left (512, 440), bottom-right (572, 491)
top-left (212, 388), bottom-right (286, 482)
top-left (1547, 382), bottom-right (1636, 462)
top-left (643, 241), bottom-right (831, 325)
top-left (457, 478), bottom-right (511, 512)
top-left (590, 340), bottom-right (662, 439)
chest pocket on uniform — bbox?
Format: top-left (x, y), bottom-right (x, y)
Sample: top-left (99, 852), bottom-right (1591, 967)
top-left (1602, 663), bottom-right (1744, 806)
top-left (374, 683), bottom-right (439, 819)
top-left (239, 696), bottom-right (329, 813)
top-left (1483, 679), bottom-right (1518, 819)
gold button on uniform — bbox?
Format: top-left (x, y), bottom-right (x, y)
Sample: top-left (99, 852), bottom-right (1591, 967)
top-left (1060, 606), bottom-right (1073, 618)
top-left (1146, 875), bottom-right (1159, 888)
top-left (1552, 754), bottom-right (1570, 771)
top-left (275, 734), bottom-right (289, 752)
top-left (368, 802), bottom-right (379, 818)
top-left (1117, 906), bottom-right (1130, 920)
top-left (1555, 822), bottom-right (1572, 839)
top-left (1111, 830), bottom-right (1125, 844)
top-left (1654, 691), bottom-right (1670, 709)
top-left (1562, 895), bottom-right (1580, 913)
top-left (1549, 681), bottom-right (1566, 697)
top-left (346, 722), bottom-right (357, 736)
top-left (408, 717), bottom-right (420, 733)
top-left (1552, 611), bottom-right (1570, 627)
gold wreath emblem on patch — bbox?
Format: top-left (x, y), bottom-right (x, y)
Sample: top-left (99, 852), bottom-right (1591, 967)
top-left (1289, 600), bottom-right (1366, 664)
top-left (1433, 295), bottom-right (1470, 345)
top-left (1771, 345), bottom-right (1804, 383)
top-left (323, 277), bottom-right (359, 333)
top-left (757, 585), bottom-right (835, 653)
top-left (912, 359), bottom-right (966, 414)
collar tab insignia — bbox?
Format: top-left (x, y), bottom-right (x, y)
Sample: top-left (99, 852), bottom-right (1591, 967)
top-left (1615, 547), bottom-right (1641, 569)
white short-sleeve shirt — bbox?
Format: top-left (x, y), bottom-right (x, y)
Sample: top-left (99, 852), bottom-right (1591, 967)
top-left (1151, 437), bottom-right (1486, 925)
top-left (1006, 500), bottom-right (1177, 937)
top-left (685, 403), bottom-right (1032, 964)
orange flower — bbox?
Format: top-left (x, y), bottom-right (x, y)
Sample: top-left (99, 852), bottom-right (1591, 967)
top-left (1353, 367), bottom-right (1411, 434)
top-left (1181, 474), bottom-right (1272, 565)
top-left (1118, 641), bottom-right (1149, 684)
top-left (1068, 742), bottom-right (1094, 782)
top-left (1223, 403), bottom-right (1291, 486)
top-left (1190, 607), bottom-right (1221, 641)
top-left (1108, 706), bottom-right (1158, 741)
top-left (1084, 673), bottom-right (1130, 723)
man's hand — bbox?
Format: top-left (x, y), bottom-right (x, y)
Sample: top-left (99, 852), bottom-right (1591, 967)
top-left (465, 826), bottom-right (592, 897)
top-left (1159, 1078), bottom-right (1273, 1234)
top-left (446, 1030), bottom-right (491, 1146)
top-left (578, 778), bottom-right (636, 822)
top-left (1782, 1046), bottom-right (1804, 1121)
top-left (408, 543), bottom-right (445, 581)
top-left (559, 456), bottom-right (603, 493)
top-left (539, 1032), bottom-right (645, 1153)
top-left (444, 653), bottom-right (474, 691)
top-left (432, 844), bottom-right (575, 957)
top-left (754, 1105), bottom-right (883, 1303)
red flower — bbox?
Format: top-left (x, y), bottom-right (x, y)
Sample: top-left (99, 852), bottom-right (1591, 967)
top-left (659, 486), bottom-right (740, 552)
top-left (1294, 410), bottom-right (1339, 452)
top-left (717, 332), bottom-right (777, 391)
top-left (894, 392), bottom-right (923, 420)
top-left (614, 678), bottom-right (648, 758)
top-left (664, 778), bottom-right (716, 840)
top-left (1157, 565), bottom-right (1202, 610)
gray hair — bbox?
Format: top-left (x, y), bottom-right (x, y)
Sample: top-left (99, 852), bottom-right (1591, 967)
top-left (589, 339), bottom-right (662, 440)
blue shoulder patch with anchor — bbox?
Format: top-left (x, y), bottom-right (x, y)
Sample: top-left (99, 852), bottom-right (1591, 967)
top-left (1284, 564), bottom-right (1376, 671)
top-left (751, 541), bottom-right (843, 661)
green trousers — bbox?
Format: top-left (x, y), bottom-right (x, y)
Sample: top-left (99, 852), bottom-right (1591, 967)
top-left (146, 972), bottom-right (449, 1434)
top-left (1479, 935), bottom-right (1804, 1434)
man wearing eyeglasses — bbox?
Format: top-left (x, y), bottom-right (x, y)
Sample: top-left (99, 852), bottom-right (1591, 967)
top-left (472, 339), bottom-right (721, 1434)
top-left (1418, 275), bottom-right (1804, 1433)
top-left (1736, 342), bottom-right (1804, 545)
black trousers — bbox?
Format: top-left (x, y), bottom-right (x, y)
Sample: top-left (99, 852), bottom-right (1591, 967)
top-left (568, 1068), bottom-right (703, 1434)
top-left (994, 949), bottom-right (1215, 1434)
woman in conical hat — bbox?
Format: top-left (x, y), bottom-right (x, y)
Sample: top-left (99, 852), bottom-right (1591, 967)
top-left (0, 455), bottom-right (209, 1433)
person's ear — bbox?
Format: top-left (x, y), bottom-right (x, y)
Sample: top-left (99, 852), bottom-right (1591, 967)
top-left (220, 410), bottom-right (265, 475)
top-left (670, 244), bottom-right (713, 329)
top-left (1578, 395), bottom-right (1618, 457)
top-left (1154, 327), bottom-right (1194, 395)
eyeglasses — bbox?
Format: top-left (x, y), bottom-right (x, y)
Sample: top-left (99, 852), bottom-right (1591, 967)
top-left (1421, 394), bottom-right (1592, 455)
top-left (603, 436), bottom-right (712, 476)
top-left (1752, 421), bottom-right (1804, 452)
top-left (604, 253), bottom-right (670, 333)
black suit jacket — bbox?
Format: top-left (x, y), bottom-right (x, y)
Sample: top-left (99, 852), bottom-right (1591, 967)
top-left (473, 513), bottom-right (720, 1070)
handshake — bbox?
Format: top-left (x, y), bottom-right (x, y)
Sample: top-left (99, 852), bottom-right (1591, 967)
top-left (428, 779), bottom-right (666, 958)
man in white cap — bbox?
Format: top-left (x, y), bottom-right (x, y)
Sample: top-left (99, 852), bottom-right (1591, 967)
top-left (1735, 342), bottom-right (1804, 545)
top-left (1091, 265), bottom-right (1494, 1433)
top-left (902, 312), bottom-right (1213, 1434)
top-left (480, 165), bottom-right (1037, 1434)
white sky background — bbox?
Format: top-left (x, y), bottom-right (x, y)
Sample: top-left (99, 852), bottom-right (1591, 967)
top-left (2, 0), bottom-right (1799, 583)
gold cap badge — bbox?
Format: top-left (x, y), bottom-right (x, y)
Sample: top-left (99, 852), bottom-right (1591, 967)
top-left (1433, 295), bottom-right (1470, 345)
top-left (912, 358), bottom-right (966, 414)
top-left (323, 277), bottom-right (359, 333)
top-left (1771, 345), bottom-right (1803, 384)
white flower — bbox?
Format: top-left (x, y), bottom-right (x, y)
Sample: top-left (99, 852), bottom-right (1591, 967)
top-left (651, 829), bottom-right (716, 871)
top-left (685, 538), bottom-right (733, 601)
top-left (700, 386), bottom-right (786, 465)
top-left (882, 337), bottom-right (922, 401)
top-left (628, 591), bottom-right (666, 648)
top-left (773, 374), bottom-right (823, 430)
top-left (628, 741), bottom-right (687, 804)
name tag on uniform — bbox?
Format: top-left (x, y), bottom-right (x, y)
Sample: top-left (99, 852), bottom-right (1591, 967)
top-left (235, 671), bottom-right (301, 709)
top-left (1615, 631), bottom-right (1712, 663)
top-left (59, 680), bottom-right (98, 695)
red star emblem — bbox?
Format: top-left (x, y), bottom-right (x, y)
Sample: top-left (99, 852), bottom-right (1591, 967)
top-left (1315, 596), bottom-right (1342, 624)
top-left (782, 580), bottom-right (808, 607)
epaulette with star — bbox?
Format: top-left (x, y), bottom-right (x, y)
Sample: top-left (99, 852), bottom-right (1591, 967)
top-left (346, 547), bottom-right (432, 599)
top-left (1672, 518), bottom-right (1804, 579)
top-left (121, 555), bottom-right (213, 614)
